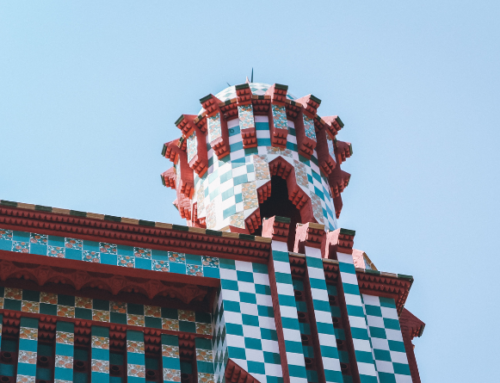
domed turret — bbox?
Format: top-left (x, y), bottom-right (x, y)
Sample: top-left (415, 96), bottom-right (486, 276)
top-left (161, 82), bottom-right (352, 239)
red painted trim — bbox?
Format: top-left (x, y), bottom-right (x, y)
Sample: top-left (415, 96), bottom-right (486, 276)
top-left (0, 206), bottom-right (271, 260)
top-left (0, 249), bottom-right (215, 311)
top-left (0, 309), bottom-right (211, 340)
top-left (267, 250), bottom-right (290, 383)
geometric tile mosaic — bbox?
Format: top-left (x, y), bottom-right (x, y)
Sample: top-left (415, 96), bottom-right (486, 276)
top-left (0, 228), bottom-right (220, 279)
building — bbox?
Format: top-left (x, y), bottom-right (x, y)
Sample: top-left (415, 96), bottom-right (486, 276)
top-left (0, 81), bottom-right (424, 383)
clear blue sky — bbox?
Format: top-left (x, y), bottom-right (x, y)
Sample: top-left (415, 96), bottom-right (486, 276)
top-left (1, 1), bottom-right (499, 381)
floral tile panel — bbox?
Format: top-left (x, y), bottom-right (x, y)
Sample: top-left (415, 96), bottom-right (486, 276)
top-left (0, 228), bottom-right (220, 279)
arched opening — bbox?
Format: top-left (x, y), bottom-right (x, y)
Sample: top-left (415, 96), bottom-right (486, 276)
top-left (255, 175), bottom-right (302, 251)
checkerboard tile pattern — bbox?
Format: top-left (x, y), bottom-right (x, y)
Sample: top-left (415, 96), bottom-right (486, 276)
top-left (17, 317), bottom-right (38, 383)
top-left (217, 258), bottom-right (282, 383)
top-left (161, 335), bottom-right (181, 383)
top-left (127, 330), bottom-right (146, 383)
top-left (212, 288), bottom-right (228, 383)
top-left (327, 284), bottom-right (353, 383)
top-left (91, 325), bottom-right (110, 382)
top-left (270, 242), bottom-right (307, 383)
top-left (362, 295), bottom-right (411, 383)
top-left (54, 321), bottom-right (74, 383)
top-left (337, 252), bottom-right (378, 383)
top-left (196, 338), bottom-right (215, 383)
top-left (0, 228), bottom-right (220, 279)
top-left (291, 279), bottom-right (317, 383)
top-left (303, 246), bottom-right (343, 383)
top-left (0, 287), bottom-right (211, 334)
top-left (191, 114), bottom-right (338, 232)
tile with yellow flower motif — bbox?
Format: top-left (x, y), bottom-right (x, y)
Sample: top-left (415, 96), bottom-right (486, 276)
top-left (56, 331), bottom-right (74, 345)
top-left (92, 310), bottom-right (110, 322)
top-left (21, 301), bottom-right (39, 313)
top-left (152, 260), bottom-right (169, 272)
top-left (17, 375), bottom-right (35, 383)
top-left (91, 336), bottom-right (109, 349)
top-left (48, 245), bottom-right (65, 258)
top-left (168, 252), bottom-right (185, 264)
top-left (65, 238), bottom-right (83, 250)
top-left (20, 327), bottom-right (37, 340)
top-left (55, 354), bottom-right (74, 369)
top-left (30, 233), bottom-right (47, 245)
top-left (0, 298), bottom-right (4, 309)
top-left (163, 369), bottom-right (181, 382)
top-left (196, 349), bottom-right (213, 363)
top-left (83, 250), bottom-right (100, 263)
top-left (202, 256), bottom-right (219, 267)
top-left (91, 360), bottom-right (109, 373)
top-left (208, 113), bottom-right (222, 142)
top-left (127, 314), bottom-right (145, 327)
top-left (196, 323), bottom-right (212, 336)
top-left (12, 241), bottom-right (29, 253)
top-left (187, 264), bottom-right (203, 277)
top-left (99, 242), bottom-right (117, 254)
top-left (178, 310), bottom-right (195, 322)
top-left (271, 104), bottom-right (288, 130)
top-left (118, 255), bottom-right (134, 268)
top-left (161, 318), bottom-right (179, 331)
top-left (128, 364), bottom-right (145, 378)
top-left (40, 291), bottom-right (57, 304)
top-left (127, 340), bottom-right (145, 354)
top-left (134, 247), bottom-right (151, 259)
top-left (198, 373), bottom-right (215, 383)
top-left (110, 301), bottom-right (127, 314)
top-left (18, 350), bottom-right (37, 364)
top-left (75, 296), bottom-right (92, 309)
top-left (229, 212), bottom-right (245, 229)
top-left (5, 287), bottom-right (22, 300)
top-left (144, 305), bottom-right (161, 318)
top-left (0, 229), bottom-right (13, 241)
top-left (162, 345), bottom-right (179, 359)
top-left (57, 305), bottom-right (75, 318)
top-left (254, 155), bottom-right (270, 181)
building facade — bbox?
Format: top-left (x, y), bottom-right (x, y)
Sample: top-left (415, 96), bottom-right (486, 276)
top-left (0, 81), bottom-right (424, 383)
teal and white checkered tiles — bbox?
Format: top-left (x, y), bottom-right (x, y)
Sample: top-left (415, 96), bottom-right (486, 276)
top-left (337, 251), bottom-right (379, 383)
top-left (270, 241), bottom-right (308, 383)
top-left (362, 295), bottom-right (411, 383)
top-left (303, 246), bottom-right (343, 383)
top-left (190, 114), bottom-right (338, 233)
top-left (216, 258), bottom-right (282, 383)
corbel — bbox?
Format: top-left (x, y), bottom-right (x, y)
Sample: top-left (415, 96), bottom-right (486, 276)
top-left (235, 83), bottom-right (257, 148)
top-left (265, 83), bottom-right (289, 148)
top-left (175, 114), bottom-right (208, 177)
top-left (200, 94), bottom-right (230, 159)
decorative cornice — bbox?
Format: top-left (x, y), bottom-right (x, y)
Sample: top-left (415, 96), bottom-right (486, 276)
top-left (0, 201), bottom-right (272, 261)
top-left (356, 268), bottom-right (413, 314)
top-left (0, 249), bottom-right (214, 310)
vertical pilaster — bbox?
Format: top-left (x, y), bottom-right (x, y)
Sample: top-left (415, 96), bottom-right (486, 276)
top-left (126, 330), bottom-right (146, 383)
top-left (91, 325), bottom-right (110, 383)
top-left (326, 229), bottom-right (379, 383)
top-left (161, 335), bottom-right (180, 383)
top-left (263, 217), bottom-right (308, 383)
top-left (362, 296), bottom-right (411, 383)
top-left (17, 317), bottom-right (38, 383)
top-left (55, 321), bottom-right (74, 383)
top-left (295, 223), bottom-right (343, 383)
top-left (195, 338), bottom-right (214, 383)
